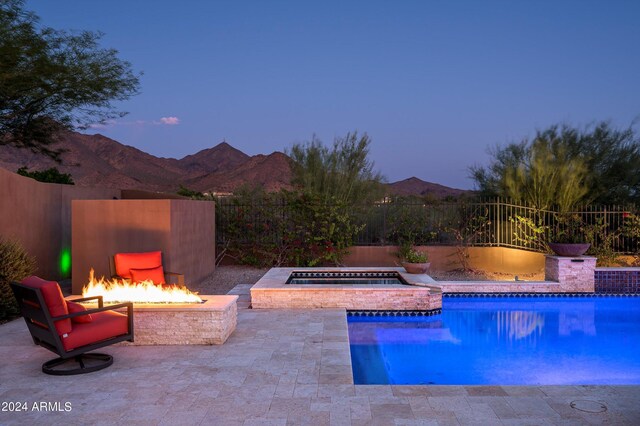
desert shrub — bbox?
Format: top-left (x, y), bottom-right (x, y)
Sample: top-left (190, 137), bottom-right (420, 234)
top-left (385, 202), bottom-right (440, 246)
top-left (0, 238), bottom-right (36, 321)
top-left (220, 190), bottom-right (363, 267)
top-left (509, 214), bottom-right (550, 253)
top-left (442, 204), bottom-right (492, 271)
top-left (622, 212), bottom-right (640, 265)
top-left (584, 217), bottom-right (622, 266)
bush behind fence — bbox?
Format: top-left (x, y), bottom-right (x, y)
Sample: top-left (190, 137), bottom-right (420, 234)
top-left (215, 198), bottom-right (640, 254)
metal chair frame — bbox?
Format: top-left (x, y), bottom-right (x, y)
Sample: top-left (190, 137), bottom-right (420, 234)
top-left (10, 281), bottom-right (134, 375)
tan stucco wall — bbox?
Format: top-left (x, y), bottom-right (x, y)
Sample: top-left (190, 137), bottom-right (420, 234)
top-left (0, 167), bottom-right (119, 280)
top-left (71, 199), bottom-right (215, 294)
top-left (343, 245), bottom-right (545, 274)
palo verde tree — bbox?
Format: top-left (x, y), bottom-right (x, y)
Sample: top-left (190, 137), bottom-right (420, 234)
top-left (471, 122), bottom-right (640, 207)
top-left (287, 131), bottom-right (385, 205)
top-left (563, 122), bottom-right (640, 205)
top-left (219, 131), bottom-right (385, 267)
top-left (0, 0), bottom-right (140, 160)
top-left (471, 127), bottom-right (590, 212)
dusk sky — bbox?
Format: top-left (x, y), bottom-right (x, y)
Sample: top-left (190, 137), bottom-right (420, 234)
top-left (28, 0), bottom-right (640, 189)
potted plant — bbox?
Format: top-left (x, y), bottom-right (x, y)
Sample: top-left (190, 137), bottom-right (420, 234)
top-left (548, 213), bottom-right (591, 256)
top-left (398, 243), bottom-right (431, 274)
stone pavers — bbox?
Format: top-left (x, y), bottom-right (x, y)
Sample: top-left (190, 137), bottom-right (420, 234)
top-left (1, 285), bottom-right (639, 425)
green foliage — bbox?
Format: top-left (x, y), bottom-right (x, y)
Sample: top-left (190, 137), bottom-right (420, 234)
top-left (584, 217), bottom-right (622, 266)
top-left (177, 185), bottom-right (203, 198)
top-left (176, 185), bottom-right (214, 200)
top-left (282, 192), bottom-right (364, 266)
top-left (220, 190), bottom-right (364, 267)
top-left (472, 127), bottom-right (589, 211)
top-left (566, 123), bottom-right (640, 205)
top-left (0, 0), bottom-right (140, 160)
top-left (444, 205), bottom-right (492, 271)
top-left (509, 214), bottom-right (550, 253)
top-left (622, 212), bottom-right (640, 261)
top-left (288, 131), bottom-right (385, 205)
top-left (384, 202), bottom-right (440, 246)
top-left (551, 213), bottom-right (585, 243)
top-left (622, 212), bottom-right (640, 240)
top-left (471, 122), bottom-right (640, 206)
top-left (16, 166), bottom-right (74, 184)
top-left (0, 238), bottom-right (36, 321)
top-left (397, 243), bottom-right (428, 263)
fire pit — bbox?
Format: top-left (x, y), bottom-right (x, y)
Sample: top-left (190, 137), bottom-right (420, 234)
top-left (70, 271), bottom-right (238, 345)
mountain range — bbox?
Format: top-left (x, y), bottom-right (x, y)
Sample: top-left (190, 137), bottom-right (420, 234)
top-left (0, 131), bottom-right (467, 198)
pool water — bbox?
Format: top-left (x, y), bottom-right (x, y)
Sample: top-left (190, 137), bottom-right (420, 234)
top-left (348, 296), bottom-right (640, 385)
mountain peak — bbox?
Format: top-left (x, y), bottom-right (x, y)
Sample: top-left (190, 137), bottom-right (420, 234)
top-left (212, 140), bottom-right (233, 149)
top-left (387, 176), bottom-right (468, 199)
top-left (177, 140), bottom-right (250, 176)
top-left (402, 176), bottom-right (423, 183)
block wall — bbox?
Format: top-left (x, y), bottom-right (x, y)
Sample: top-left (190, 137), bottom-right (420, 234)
top-left (72, 199), bottom-right (215, 293)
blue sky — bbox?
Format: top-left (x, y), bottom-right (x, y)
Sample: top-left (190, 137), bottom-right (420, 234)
top-left (27, 0), bottom-right (640, 189)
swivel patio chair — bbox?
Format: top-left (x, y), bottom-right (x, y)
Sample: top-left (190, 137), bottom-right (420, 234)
top-left (110, 250), bottom-right (184, 285)
top-left (10, 276), bottom-right (134, 375)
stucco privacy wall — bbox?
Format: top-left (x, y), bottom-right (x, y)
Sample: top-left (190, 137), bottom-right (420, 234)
top-left (71, 199), bottom-right (215, 294)
top-left (0, 168), bottom-right (119, 279)
top-left (343, 245), bottom-right (545, 274)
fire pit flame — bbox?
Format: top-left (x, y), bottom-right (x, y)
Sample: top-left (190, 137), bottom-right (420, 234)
top-left (82, 269), bottom-right (203, 304)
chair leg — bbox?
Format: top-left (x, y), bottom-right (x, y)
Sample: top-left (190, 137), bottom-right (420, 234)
top-left (42, 353), bottom-right (114, 375)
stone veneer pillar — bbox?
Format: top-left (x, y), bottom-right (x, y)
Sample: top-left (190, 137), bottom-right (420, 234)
top-left (544, 255), bottom-right (596, 293)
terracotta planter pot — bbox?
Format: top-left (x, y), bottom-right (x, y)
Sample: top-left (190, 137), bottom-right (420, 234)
top-left (401, 262), bottom-right (431, 274)
top-left (548, 242), bottom-right (591, 257)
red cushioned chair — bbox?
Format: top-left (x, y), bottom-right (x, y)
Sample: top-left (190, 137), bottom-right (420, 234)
top-left (10, 276), bottom-right (133, 375)
top-left (110, 250), bottom-right (184, 285)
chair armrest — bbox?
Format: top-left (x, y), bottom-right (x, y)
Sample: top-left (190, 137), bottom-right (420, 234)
top-left (71, 295), bottom-right (104, 308)
top-left (164, 271), bottom-right (184, 285)
top-left (55, 302), bottom-right (134, 336)
top-left (54, 302), bottom-right (133, 320)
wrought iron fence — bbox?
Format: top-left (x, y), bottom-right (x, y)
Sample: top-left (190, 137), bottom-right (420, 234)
top-left (215, 197), bottom-right (640, 254)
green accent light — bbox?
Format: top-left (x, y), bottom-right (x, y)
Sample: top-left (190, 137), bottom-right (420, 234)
top-left (59, 248), bottom-right (71, 276)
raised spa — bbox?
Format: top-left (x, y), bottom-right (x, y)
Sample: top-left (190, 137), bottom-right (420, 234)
top-left (251, 267), bottom-right (441, 311)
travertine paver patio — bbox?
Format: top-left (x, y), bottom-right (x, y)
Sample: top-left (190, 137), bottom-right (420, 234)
top-left (1, 286), bottom-right (639, 425)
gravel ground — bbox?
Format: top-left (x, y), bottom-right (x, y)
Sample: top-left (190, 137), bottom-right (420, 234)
top-left (190, 265), bottom-right (269, 295)
top-left (430, 269), bottom-right (545, 281)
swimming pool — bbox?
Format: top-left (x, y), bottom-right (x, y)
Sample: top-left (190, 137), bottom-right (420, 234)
top-left (348, 296), bottom-right (640, 385)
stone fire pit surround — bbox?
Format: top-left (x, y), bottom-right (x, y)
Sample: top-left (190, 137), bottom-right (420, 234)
top-left (68, 295), bottom-right (238, 345)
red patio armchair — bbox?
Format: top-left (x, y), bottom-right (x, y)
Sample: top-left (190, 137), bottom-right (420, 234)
top-left (110, 250), bottom-right (184, 285)
top-left (10, 276), bottom-right (134, 375)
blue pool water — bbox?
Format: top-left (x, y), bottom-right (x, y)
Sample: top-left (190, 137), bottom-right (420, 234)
top-left (348, 297), bottom-right (640, 385)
